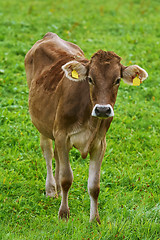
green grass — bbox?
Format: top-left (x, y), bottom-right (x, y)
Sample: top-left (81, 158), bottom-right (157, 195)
top-left (0, 0), bottom-right (160, 239)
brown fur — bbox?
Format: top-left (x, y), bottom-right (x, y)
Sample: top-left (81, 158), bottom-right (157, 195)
top-left (91, 49), bottom-right (121, 63)
top-left (25, 33), bottom-right (126, 222)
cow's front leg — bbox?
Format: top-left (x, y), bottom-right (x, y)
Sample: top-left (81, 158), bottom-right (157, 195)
top-left (40, 134), bottom-right (57, 197)
top-left (88, 139), bottom-right (106, 224)
top-left (55, 136), bottom-right (73, 220)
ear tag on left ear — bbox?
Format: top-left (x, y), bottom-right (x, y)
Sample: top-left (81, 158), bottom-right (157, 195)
top-left (72, 69), bottom-right (79, 79)
top-left (133, 75), bottom-right (141, 86)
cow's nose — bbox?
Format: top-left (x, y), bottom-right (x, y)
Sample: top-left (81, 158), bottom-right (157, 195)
top-left (91, 104), bottom-right (114, 118)
top-left (95, 106), bottom-right (111, 117)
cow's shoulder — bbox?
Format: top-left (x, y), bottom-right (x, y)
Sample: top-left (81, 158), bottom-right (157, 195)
top-left (43, 32), bottom-right (84, 57)
top-left (26, 32), bottom-right (84, 63)
top-left (25, 32), bottom-right (85, 89)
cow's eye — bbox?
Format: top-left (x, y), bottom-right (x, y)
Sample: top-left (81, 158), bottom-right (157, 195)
top-left (115, 78), bottom-right (121, 85)
top-left (88, 77), bottom-right (94, 85)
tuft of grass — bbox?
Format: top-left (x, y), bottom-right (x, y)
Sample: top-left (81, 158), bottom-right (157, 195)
top-left (0, 0), bottom-right (160, 239)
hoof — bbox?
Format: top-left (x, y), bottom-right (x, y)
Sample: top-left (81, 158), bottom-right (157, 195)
top-left (59, 207), bottom-right (70, 221)
top-left (96, 216), bottom-right (101, 225)
top-left (90, 215), bottom-right (101, 225)
top-left (46, 190), bottom-right (58, 198)
top-left (46, 184), bottom-right (57, 198)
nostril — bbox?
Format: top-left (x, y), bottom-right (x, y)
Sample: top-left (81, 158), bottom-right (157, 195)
top-left (95, 106), bottom-right (101, 116)
top-left (106, 107), bottom-right (111, 115)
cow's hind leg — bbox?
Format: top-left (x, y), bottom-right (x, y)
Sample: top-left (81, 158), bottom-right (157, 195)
top-left (54, 147), bottom-right (61, 196)
top-left (88, 139), bottom-right (106, 224)
top-left (55, 136), bottom-right (73, 220)
top-left (40, 134), bottom-right (57, 197)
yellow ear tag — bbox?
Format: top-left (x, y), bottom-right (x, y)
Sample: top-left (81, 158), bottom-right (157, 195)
top-left (72, 69), bottom-right (79, 79)
top-left (133, 76), bottom-right (141, 86)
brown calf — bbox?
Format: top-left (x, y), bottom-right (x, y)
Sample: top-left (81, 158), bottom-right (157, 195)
top-left (25, 32), bottom-right (148, 223)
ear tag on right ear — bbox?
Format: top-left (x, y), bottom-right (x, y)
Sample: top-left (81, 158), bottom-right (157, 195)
top-left (133, 75), bottom-right (141, 86)
top-left (72, 69), bottom-right (79, 79)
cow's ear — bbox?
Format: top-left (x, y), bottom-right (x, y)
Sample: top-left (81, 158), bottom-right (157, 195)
top-left (62, 60), bottom-right (87, 81)
top-left (122, 65), bottom-right (148, 85)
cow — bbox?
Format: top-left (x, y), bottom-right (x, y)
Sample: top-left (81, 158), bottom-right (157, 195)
top-left (25, 32), bottom-right (148, 223)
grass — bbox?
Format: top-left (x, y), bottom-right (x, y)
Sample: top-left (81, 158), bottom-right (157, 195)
top-left (0, 0), bottom-right (160, 239)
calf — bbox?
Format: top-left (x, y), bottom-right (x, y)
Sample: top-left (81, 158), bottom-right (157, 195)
top-left (25, 32), bottom-right (148, 223)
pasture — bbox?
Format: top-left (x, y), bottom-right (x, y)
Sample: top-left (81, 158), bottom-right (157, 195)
top-left (0, 0), bottom-right (160, 239)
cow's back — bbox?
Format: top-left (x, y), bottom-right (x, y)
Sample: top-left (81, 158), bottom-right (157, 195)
top-left (25, 33), bottom-right (87, 139)
top-left (25, 32), bottom-right (85, 89)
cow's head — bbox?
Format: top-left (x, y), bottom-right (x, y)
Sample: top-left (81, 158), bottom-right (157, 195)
top-left (62, 50), bottom-right (148, 119)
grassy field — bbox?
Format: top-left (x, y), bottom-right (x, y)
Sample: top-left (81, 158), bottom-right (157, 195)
top-left (0, 0), bottom-right (160, 239)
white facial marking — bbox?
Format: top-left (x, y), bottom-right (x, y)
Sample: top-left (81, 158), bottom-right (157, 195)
top-left (91, 104), bottom-right (114, 118)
